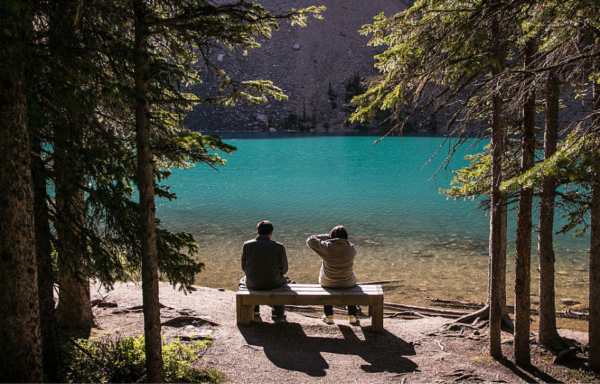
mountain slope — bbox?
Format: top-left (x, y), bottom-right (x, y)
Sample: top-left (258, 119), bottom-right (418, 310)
top-left (184, 0), bottom-right (409, 132)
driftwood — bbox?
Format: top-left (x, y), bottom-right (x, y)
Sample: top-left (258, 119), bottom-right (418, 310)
top-left (285, 305), bottom-right (348, 314)
top-left (427, 296), bottom-right (590, 321)
top-left (385, 311), bottom-right (429, 319)
top-left (358, 279), bottom-right (403, 285)
top-left (426, 297), bottom-right (484, 308)
top-left (384, 302), bottom-right (468, 317)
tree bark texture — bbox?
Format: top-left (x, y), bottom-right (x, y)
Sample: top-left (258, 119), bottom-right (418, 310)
top-left (0, 1), bottom-right (44, 379)
top-left (488, 18), bottom-right (505, 360)
top-left (50, 0), bottom-right (94, 332)
top-left (589, 57), bottom-right (600, 374)
top-left (54, 124), bottom-right (94, 331)
top-left (134, 1), bottom-right (164, 381)
top-left (31, 133), bottom-right (61, 380)
top-left (514, 40), bottom-right (536, 367)
top-left (537, 70), bottom-right (561, 350)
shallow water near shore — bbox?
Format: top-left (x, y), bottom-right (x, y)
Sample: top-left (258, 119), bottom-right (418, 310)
top-left (157, 132), bottom-right (590, 330)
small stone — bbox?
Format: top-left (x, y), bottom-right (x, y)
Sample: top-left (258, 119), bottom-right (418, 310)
top-left (561, 298), bottom-right (580, 306)
top-left (217, 54), bottom-right (225, 62)
top-left (292, 44), bottom-right (300, 50)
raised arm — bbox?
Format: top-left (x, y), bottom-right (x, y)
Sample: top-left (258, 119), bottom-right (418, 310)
top-left (306, 234), bottom-right (331, 256)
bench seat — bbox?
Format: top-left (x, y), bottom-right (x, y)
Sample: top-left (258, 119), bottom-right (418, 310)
top-left (236, 284), bottom-right (384, 332)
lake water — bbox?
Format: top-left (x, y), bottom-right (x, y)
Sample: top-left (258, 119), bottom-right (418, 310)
top-left (157, 133), bottom-right (589, 323)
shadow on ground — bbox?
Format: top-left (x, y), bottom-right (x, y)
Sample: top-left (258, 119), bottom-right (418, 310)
top-left (499, 358), bottom-right (563, 383)
top-left (238, 321), bottom-right (418, 377)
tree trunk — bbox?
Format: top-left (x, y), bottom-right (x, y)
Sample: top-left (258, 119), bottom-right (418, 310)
top-left (31, 133), bottom-right (61, 380)
top-left (50, 0), bottom-right (94, 333)
top-left (514, 40), bottom-right (536, 367)
top-left (54, 124), bottom-right (94, 332)
top-left (537, 69), bottom-right (561, 351)
top-left (0, 1), bottom-right (43, 379)
top-left (488, 17), bottom-right (505, 360)
top-left (134, 1), bottom-right (164, 381)
top-left (589, 57), bottom-right (600, 374)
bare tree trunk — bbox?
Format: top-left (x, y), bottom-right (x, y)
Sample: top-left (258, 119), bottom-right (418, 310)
top-left (54, 125), bottom-right (94, 332)
top-left (589, 57), bottom-right (600, 374)
top-left (134, 1), bottom-right (164, 381)
top-left (488, 17), bottom-right (505, 360)
top-left (51, 1), bottom-right (93, 333)
top-left (514, 40), bottom-right (536, 367)
top-left (537, 69), bottom-right (562, 351)
top-left (0, 1), bottom-right (43, 379)
top-left (31, 133), bottom-right (61, 380)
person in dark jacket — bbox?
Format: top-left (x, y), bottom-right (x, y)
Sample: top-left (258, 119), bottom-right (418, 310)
top-left (239, 220), bottom-right (289, 318)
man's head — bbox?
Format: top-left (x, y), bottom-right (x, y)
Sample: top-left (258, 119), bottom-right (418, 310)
top-left (329, 225), bottom-right (348, 240)
top-left (257, 220), bottom-right (274, 236)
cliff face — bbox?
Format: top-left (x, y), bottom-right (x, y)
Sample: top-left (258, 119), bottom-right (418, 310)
top-left (184, 0), bottom-right (409, 132)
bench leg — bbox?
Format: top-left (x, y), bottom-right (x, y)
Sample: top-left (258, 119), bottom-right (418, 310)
top-left (236, 297), bottom-right (254, 324)
top-left (370, 297), bottom-right (384, 333)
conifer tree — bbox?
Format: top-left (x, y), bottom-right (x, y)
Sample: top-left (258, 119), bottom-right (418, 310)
top-left (0, 0), bottom-right (44, 380)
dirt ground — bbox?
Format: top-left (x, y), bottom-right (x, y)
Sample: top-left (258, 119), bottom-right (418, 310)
top-left (91, 283), bottom-right (597, 384)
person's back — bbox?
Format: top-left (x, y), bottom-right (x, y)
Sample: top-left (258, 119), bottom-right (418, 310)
top-left (242, 235), bottom-right (288, 290)
top-left (306, 225), bottom-right (359, 324)
top-left (240, 220), bottom-right (289, 318)
top-left (307, 234), bottom-right (356, 289)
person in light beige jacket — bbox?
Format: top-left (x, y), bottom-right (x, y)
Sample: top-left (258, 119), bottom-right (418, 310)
top-left (306, 225), bottom-right (358, 324)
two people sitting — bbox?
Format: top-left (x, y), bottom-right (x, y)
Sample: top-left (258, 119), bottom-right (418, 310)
top-left (240, 220), bottom-right (358, 325)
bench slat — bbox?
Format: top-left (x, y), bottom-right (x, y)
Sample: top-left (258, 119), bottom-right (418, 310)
top-left (238, 284), bottom-right (380, 294)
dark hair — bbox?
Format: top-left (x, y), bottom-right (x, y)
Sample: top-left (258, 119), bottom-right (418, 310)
top-left (257, 220), bottom-right (274, 235)
top-left (329, 225), bottom-right (348, 240)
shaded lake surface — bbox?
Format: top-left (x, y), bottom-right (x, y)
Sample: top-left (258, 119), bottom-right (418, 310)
top-left (157, 133), bottom-right (589, 327)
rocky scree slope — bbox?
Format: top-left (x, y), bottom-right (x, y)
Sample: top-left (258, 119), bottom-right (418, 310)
top-left (184, 0), bottom-right (410, 132)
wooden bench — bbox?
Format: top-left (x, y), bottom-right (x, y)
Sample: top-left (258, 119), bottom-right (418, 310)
top-left (236, 284), bottom-right (384, 333)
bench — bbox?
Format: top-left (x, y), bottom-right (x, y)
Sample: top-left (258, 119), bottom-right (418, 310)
top-left (236, 284), bottom-right (384, 333)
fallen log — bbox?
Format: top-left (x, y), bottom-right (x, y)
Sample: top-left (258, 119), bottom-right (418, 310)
top-left (285, 305), bottom-right (347, 314)
top-left (385, 311), bottom-right (429, 319)
top-left (358, 279), bottom-right (403, 285)
top-left (384, 302), bottom-right (469, 317)
top-left (455, 305), bottom-right (489, 324)
top-left (425, 297), bottom-right (484, 308)
top-left (426, 297), bottom-right (590, 320)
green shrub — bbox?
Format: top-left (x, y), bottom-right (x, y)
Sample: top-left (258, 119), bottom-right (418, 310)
top-left (60, 335), bottom-right (224, 383)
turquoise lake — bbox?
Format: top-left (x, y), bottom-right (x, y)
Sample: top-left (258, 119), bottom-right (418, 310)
top-left (156, 133), bottom-right (589, 310)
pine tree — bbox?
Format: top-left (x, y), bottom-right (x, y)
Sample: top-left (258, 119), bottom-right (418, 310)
top-left (0, 0), bottom-right (43, 380)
